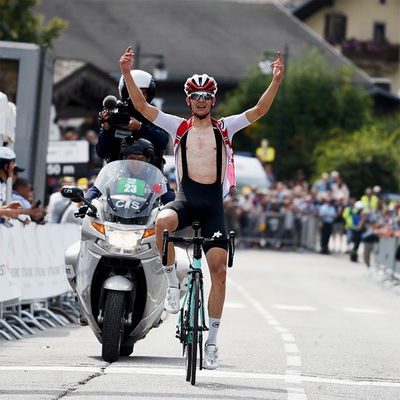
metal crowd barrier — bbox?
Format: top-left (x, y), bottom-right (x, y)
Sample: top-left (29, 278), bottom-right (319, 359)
top-left (233, 212), bottom-right (320, 251)
top-left (369, 237), bottom-right (400, 294)
top-left (0, 223), bottom-right (81, 341)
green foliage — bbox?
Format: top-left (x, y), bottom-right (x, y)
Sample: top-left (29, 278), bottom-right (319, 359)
top-left (216, 47), bottom-right (373, 181)
top-left (0, 0), bottom-right (68, 48)
top-left (313, 122), bottom-right (400, 198)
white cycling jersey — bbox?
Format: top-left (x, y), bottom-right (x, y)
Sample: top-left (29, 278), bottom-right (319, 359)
top-left (154, 110), bottom-right (250, 197)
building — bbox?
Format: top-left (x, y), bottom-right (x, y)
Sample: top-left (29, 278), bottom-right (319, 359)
top-left (292, 0), bottom-right (400, 98)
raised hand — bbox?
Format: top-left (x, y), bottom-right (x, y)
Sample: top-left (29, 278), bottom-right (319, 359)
top-left (119, 46), bottom-right (134, 75)
top-left (270, 51), bottom-right (285, 83)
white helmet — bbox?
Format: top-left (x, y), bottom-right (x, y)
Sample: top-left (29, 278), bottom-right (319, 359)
top-left (119, 70), bottom-right (156, 103)
top-left (0, 147), bottom-right (16, 161)
top-left (354, 201), bottom-right (364, 211)
top-left (184, 74), bottom-right (218, 96)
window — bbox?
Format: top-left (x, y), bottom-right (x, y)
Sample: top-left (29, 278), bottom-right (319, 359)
top-left (324, 12), bottom-right (347, 44)
top-left (0, 59), bottom-right (19, 104)
top-left (373, 22), bottom-right (386, 42)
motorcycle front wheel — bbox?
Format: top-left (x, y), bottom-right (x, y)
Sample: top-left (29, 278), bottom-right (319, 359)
top-left (102, 290), bottom-right (125, 362)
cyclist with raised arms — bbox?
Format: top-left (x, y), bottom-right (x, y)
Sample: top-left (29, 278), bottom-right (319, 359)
top-left (120, 46), bottom-right (284, 369)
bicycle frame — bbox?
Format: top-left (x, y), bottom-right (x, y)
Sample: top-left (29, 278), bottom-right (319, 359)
top-left (178, 256), bottom-right (207, 347)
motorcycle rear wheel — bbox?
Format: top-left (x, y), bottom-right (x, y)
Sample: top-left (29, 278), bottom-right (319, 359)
top-left (102, 290), bottom-right (125, 362)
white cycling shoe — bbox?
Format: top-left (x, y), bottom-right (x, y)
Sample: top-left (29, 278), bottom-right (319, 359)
top-left (164, 287), bottom-right (180, 314)
top-left (204, 344), bottom-right (219, 370)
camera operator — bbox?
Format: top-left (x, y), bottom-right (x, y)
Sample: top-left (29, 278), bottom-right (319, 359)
top-left (97, 70), bottom-right (169, 171)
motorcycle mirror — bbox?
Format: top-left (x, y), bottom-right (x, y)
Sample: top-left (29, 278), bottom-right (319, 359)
top-left (61, 186), bottom-right (84, 202)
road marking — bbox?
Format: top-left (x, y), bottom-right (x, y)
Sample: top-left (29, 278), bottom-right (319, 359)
top-left (285, 344), bottom-right (299, 353)
top-left (282, 333), bottom-right (296, 342)
top-left (286, 369), bottom-right (302, 384)
top-left (0, 366), bottom-right (102, 373)
top-left (1, 365), bottom-right (400, 388)
top-left (287, 387), bottom-right (307, 400)
top-left (275, 326), bottom-right (290, 333)
top-left (342, 308), bottom-right (385, 314)
top-left (274, 304), bottom-right (317, 311)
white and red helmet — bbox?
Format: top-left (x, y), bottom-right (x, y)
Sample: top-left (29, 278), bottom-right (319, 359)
top-left (184, 74), bottom-right (218, 96)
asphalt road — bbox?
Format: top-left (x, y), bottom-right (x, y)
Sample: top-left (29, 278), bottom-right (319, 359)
top-left (1, 248), bottom-right (399, 400)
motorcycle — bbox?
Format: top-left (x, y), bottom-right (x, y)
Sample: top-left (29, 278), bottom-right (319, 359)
top-left (62, 160), bottom-right (188, 362)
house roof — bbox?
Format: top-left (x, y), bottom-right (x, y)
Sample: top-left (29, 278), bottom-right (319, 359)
top-left (53, 59), bottom-right (119, 119)
top-left (291, 0), bottom-right (334, 21)
top-left (36, 0), bottom-right (368, 82)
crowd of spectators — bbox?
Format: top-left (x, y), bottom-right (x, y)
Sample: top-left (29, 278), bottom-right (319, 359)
top-left (222, 169), bottom-right (400, 265)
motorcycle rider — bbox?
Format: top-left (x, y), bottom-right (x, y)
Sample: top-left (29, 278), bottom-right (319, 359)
top-left (81, 137), bottom-right (173, 215)
top-left (97, 70), bottom-right (169, 171)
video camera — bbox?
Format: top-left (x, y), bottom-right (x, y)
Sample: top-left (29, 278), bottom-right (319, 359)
top-left (100, 95), bottom-right (131, 127)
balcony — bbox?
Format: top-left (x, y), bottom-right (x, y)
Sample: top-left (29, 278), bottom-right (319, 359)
top-left (341, 39), bottom-right (400, 64)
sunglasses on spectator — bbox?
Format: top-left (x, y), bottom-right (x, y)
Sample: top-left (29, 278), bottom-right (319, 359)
top-left (189, 92), bottom-right (214, 101)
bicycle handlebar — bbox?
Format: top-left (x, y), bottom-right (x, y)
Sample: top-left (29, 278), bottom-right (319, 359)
top-left (162, 229), bottom-right (235, 268)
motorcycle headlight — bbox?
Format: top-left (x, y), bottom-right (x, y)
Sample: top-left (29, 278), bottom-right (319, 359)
top-left (97, 227), bottom-right (149, 255)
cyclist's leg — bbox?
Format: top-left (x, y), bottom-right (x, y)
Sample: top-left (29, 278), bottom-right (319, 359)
top-left (155, 208), bottom-right (179, 267)
top-left (203, 247), bottom-right (227, 369)
top-left (156, 208), bottom-right (181, 313)
top-left (205, 247), bottom-right (228, 320)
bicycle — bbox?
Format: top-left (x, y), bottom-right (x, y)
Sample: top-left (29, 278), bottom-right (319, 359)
top-left (162, 221), bottom-right (235, 385)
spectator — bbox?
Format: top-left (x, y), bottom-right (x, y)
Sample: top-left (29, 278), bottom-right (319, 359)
top-left (361, 187), bottom-right (379, 212)
top-left (223, 189), bottom-right (239, 234)
top-left (291, 169), bottom-right (308, 191)
top-left (237, 186), bottom-right (254, 238)
top-left (318, 195), bottom-right (338, 254)
top-left (349, 200), bottom-right (365, 262)
top-left (45, 176), bottom-right (75, 223)
top-left (342, 198), bottom-right (357, 253)
top-left (264, 163), bottom-right (276, 185)
top-left (312, 172), bottom-right (332, 197)
top-left (12, 177), bottom-right (46, 224)
top-left (329, 170), bottom-right (340, 186)
top-left (280, 196), bottom-right (295, 246)
top-left (0, 146), bottom-right (16, 205)
top-left (331, 196), bottom-right (346, 252)
top-left (266, 198), bottom-right (281, 247)
top-left (361, 210), bottom-right (380, 267)
top-left (12, 163), bottom-right (24, 185)
top-left (372, 185), bottom-right (384, 210)
top-left (331, 176), bottom-right (350, 202)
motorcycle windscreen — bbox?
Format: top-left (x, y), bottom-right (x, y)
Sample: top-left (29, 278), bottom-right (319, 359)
top-left (94, 160), bottom-right (168, 220)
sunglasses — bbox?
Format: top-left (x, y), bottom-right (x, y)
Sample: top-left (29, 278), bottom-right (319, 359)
top-left (189, 92), bottom-right (214, 101)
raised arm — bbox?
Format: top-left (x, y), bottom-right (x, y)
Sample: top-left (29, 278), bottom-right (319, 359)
top-left (119, 46), bottom-right (160, 122)
top-left (245, 51), bottom-right (285, 123)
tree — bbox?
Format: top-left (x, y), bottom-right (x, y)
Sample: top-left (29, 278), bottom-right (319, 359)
top-left (313, 120), bottom-right (400, 198)
top-left (216, 47), bottom-right (372, 181)
top-left (0, 0), bottom-right (67, 48)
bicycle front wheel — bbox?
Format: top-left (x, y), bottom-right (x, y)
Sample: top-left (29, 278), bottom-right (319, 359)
top-left (190, 272), bottom-right (200, 385)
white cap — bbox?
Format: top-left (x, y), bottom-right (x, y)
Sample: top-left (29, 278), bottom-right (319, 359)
top-left (373, 185), bottom-right (381, 193)
top-left (0, 147), bottom-right (16, 161)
